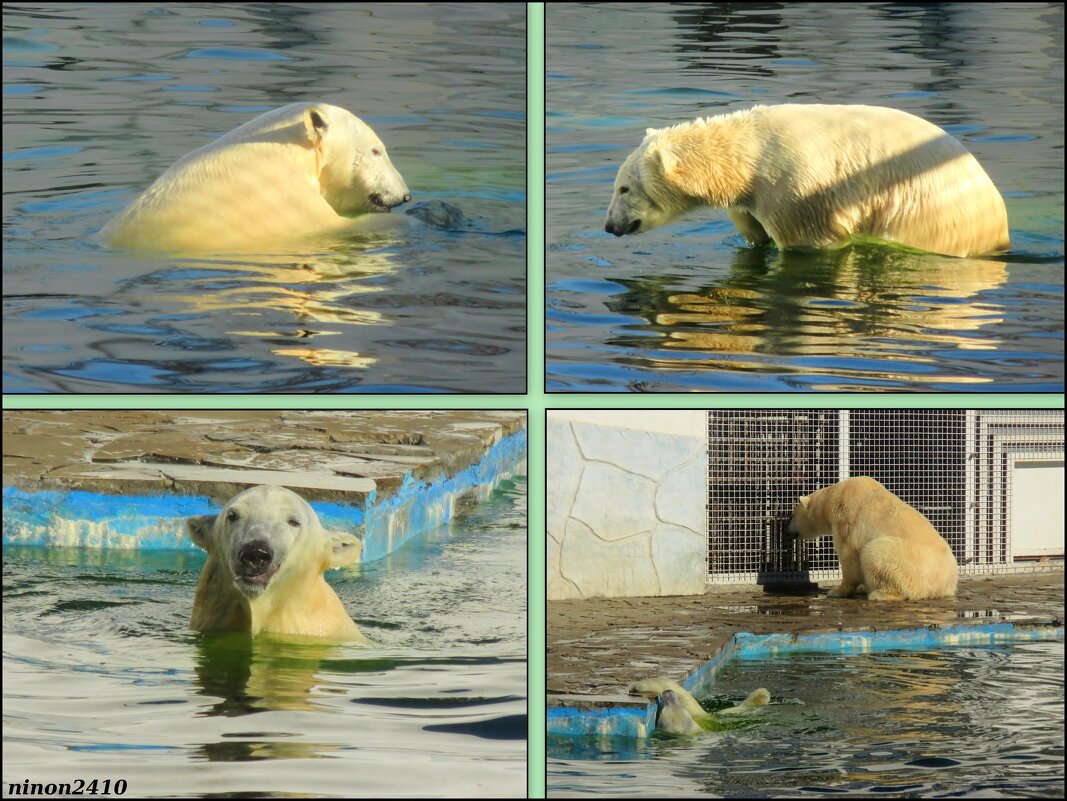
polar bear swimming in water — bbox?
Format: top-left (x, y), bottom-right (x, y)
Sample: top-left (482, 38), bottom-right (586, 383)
top-left (102, 102), bottom-right (411, 253)
top-left (630, 677), bottom-right (770, 735)
top-left (186, 484), bottom-right (369, 642)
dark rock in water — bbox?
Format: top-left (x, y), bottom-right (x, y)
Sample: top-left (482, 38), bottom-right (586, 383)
top-left (404, 199), bottom-right (467, 230)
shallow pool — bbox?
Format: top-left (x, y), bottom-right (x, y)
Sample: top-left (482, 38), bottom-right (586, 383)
top-left (546, 3), bottom-right (1064, 392)
top-left (3, 479), bottom-right (527, 798)
top-left (547, 638), bottom-right (1064, 797)
top-left (3, 3), bottom-right (526, 393)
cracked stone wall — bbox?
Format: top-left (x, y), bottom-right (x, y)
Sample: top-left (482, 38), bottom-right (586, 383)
top-left (547, 413), bottom-right (706, 600)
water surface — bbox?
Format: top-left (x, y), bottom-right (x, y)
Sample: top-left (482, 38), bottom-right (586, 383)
top-left (3, 480), bottom-right (527, 798)
top-left (3, 3), bottom-right (526, 393)
top-left (548, 640), bottom-right (1064, 797)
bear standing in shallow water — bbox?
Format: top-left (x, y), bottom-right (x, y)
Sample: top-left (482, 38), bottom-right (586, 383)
top-left (102, 102), bottom-right (410, 253)
top-left (605, 104), bottom-right (1009, 258)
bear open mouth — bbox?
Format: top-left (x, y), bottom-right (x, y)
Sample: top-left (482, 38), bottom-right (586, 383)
top-left (234, 565), bottom-right (278, 596)
top-left (234, 540), bottom-right (279, 596)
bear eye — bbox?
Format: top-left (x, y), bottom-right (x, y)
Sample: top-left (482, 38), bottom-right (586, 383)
top-left (287, 517), bottom-right (300, 528)
top-left (226, 509), bottom-right (239, 523)
top-left (619, 186), bottom-right (629, 195)
top-left (372, 147), bottom-right (382, 157)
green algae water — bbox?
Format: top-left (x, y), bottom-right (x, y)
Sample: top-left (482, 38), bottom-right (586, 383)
top-left (2, 479), bottom-right (527, 798)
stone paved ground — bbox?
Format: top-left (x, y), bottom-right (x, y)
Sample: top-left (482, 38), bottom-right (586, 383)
top-left (548, 570), bottom-right (1064, 707)
top-left (3, 410), bottom-right (525, 503)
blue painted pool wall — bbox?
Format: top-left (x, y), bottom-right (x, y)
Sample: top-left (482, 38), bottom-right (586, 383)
top-left (2, 429), bottom-right (526, 559)
top-left (361, 428), bottom-right (527, 561)
top-left (546, 704), bottom-right (655, 740)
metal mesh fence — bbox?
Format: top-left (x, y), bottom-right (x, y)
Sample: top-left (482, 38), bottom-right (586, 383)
top-left (707, 409), bottom-right (1064, 584)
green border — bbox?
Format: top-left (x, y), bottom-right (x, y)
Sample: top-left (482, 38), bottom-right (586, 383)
top-left (527, 4), bottom-right (546, 796)
top-left (4, 3), bottom-right (1066, 799)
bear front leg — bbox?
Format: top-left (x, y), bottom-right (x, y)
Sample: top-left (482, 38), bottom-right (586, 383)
top-left (827, 583), bottom-right (857, 598)
top-left (828, 552), bottom-right (864, 597)
top-left (727, 209), bottom-right (771, 245)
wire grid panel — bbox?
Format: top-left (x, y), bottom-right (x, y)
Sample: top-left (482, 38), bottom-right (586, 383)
top-left (707, 409), bottom-right (840, 583)
top-left (706, 409), bottom-right (1064, 585)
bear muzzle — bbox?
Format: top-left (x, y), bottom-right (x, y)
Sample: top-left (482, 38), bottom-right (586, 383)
top-left (605, 218), bottom-right (641, 236)
top-left (369, 191), bottom-right (412, 211)
top-left (233, 539), bottom-right (279, 595)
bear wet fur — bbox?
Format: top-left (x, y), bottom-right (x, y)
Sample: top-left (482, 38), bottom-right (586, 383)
top-left (102, 102), bottom-right (410, 253)
top-left (605, 104), bottom-right (1010, 258)
top-left (629, 677), bottom-right (770, 735)
top-left (187, 484), bottom-right (369, 642)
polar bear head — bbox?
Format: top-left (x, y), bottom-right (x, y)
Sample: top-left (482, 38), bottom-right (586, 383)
top-left (787, 492), bottom-right (825, 540)
top-left (187, 482), bottom-right (362, 601)
top-left (187, 484), bottom-right (361, 600)
top-left (186, 484), bottom-right (367, 639)
top-left (604, 127), bottom-right (703, 237)
top-left (295, 103), bottom-right (411, 216)
top-left (101, 101), bottom-right (412, 252)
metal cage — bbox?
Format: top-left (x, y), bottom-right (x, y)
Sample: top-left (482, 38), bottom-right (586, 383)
top-left (706, 409), bottom-right (1064, 584)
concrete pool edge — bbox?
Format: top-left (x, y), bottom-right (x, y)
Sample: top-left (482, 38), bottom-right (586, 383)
top-left (1, 425), bottom-right (527, 561)
top-left (546, 620), bottom-right (1065, 739)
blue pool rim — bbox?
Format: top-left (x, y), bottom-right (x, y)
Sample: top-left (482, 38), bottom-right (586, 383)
top-left (547, 622), bottom-right (1065, 740)
top-left (2, 428), bottom-right (526, 561)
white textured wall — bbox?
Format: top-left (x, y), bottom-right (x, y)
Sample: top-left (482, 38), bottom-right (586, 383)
top-left (547, 410), bottom-right (704, 438)
top-left (547, 414), bottom-right (707, 600)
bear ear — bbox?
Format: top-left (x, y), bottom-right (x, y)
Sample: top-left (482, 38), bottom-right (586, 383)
top-left (326, 530), bottom-right (363, 569)
top-left (647, 140), bottom-right (676, 177)
top-left (186, 514), bottom-right (216, 551)
top-left (303, 106), bottom-right (331, 145)
top-left (798, 494), bottom-right (811, 509)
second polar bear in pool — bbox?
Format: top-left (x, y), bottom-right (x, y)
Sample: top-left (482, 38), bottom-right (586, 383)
top-left (630, 678), bottom-right (770, 735)
top-left (604, 104), bottom-right (1010, 258)
top-left (102, 102), bottom-right (410, 252)
top-left (788, 476), bottom-right (959, 601)
top-left (187, 484), bottom-right (369, 642)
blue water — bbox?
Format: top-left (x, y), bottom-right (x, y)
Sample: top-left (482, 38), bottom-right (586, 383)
top-left (546, 3), bottom-right (1064, 392)
top-left (548, 639), bottom-right (1064, 797)
top-left (3, 3), bottom-right (526, 393)
top-left (2, 479), bottom-right (527, 798)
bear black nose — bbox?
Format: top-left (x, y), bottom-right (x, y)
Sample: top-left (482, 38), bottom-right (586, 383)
top-left (370, 192), bottom-right (411, 209)
top-left (238, 541), bottom-right (273, 576)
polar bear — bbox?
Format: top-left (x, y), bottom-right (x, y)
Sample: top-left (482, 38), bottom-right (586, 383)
top-left (629, 677), bottom-right (770, 735)
top-left (788, 476), bottom-right (959, 601)
top-left (186, 484), bottom-right (369, 642)
top-left (604, 104), bottom-right (1010, 258)
top-left (102, 102), bottom-right (410, 252)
